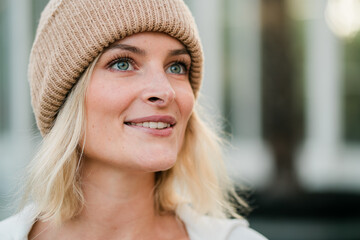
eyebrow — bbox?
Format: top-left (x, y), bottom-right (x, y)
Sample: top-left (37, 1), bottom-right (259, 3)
top-left (103, 43), bottom-right (190, 57)
top-left (168, 48), bottom-right (190, 57)
top-left (103, 43), bottom-right (146, 55)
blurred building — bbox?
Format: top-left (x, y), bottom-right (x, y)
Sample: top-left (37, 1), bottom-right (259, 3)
top-left (1, 0), bottom-right (360, 239)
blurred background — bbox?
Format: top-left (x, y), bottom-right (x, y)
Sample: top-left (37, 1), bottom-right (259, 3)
top-left (1, 0), bottom-right (360, 239)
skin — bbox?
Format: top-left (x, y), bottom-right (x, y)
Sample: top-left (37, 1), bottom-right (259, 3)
top-left (29, 32), bottom-right (194, 240)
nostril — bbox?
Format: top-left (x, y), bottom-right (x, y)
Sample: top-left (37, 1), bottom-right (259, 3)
top-left (148, 97), bottom-right (160, 102)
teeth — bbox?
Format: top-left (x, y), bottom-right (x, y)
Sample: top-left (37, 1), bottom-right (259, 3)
top-left (128, 121), bottom-right (171, 129)
top-left (149, 122), bottom-right (157, 128)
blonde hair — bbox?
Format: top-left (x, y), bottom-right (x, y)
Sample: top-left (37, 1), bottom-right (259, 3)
top-left (155, 111), bottom-right (248, 218)
top-left (23, 56), bottom-right (247, 224)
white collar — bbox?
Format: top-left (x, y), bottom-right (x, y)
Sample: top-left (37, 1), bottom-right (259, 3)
top-left (176, 204), bottom-right (249, 240)
top-left (0, 205), bottom-right (37, 240)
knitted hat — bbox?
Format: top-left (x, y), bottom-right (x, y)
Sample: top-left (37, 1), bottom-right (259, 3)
top-left (28, 0), bottom-right (203, 136)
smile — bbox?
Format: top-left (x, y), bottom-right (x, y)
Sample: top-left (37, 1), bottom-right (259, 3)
top-left (125, 122), bottom-right (172, 129)
top-left (124, 115), bottom-right (176, 131)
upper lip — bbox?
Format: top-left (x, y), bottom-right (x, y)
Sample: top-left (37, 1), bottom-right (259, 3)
top-left (124, 115), bottom-right (177, 126)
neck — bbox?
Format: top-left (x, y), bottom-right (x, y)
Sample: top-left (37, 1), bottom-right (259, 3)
top-left (74, 159), bottom-right (158, 235)
top-left (29, 159), bottom-right (188, 240)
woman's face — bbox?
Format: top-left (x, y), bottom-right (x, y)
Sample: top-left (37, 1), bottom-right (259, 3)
top-left (83, 32), bottom-right (194, 172)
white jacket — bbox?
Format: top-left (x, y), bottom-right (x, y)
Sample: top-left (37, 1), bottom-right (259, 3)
top-left (0, 205), bottom-right (267, 240)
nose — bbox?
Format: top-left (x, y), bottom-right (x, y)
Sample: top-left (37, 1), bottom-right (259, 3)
top-left (142, 71), bottom-right (176, 107)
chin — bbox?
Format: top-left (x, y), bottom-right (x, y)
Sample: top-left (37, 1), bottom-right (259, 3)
top-left (132, 145), bottom-right (179, 172)
top-left (138, 154), bottom-right (178, 172)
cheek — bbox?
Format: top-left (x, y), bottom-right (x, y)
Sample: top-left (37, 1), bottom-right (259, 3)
top-left (176, 83), bottom-right (195, 146)
top-left (178, 84), bottom-right (195, 120)
top-left (84, 76), bottom-right (135, 146)
top-left (86, 73), bottom-right (136, 120)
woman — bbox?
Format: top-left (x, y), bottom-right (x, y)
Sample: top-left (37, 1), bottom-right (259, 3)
top-left (0, 0), bottom-right (266, 239)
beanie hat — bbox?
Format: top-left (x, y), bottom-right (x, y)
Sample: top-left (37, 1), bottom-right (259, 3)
top-left (28, 0), bottom-right (203, 136)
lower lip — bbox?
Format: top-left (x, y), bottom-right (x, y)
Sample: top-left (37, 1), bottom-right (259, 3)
top-left (125, 125), bottom-right (173, 137)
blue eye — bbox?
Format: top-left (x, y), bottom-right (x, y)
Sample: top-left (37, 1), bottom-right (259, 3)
top-left (167, 63), bottom-right (186, 74)
top-left (110, 59), bottom-right (134, 71)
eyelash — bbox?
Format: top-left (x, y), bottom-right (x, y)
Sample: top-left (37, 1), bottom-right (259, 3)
top-left (106, 54), bottom-right (191, 74)
top-left (172, 59), bottom-right (190, 74)
top-left (106, 54), bottom-right (135, 70)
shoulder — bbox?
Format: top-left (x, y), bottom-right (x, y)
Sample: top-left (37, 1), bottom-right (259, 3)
top-left (228, 224), bottom-right (267, 240)
top-left (176, 204), bottom-right (267, 240)
top-left (0, 205), bottom-right (37, 240)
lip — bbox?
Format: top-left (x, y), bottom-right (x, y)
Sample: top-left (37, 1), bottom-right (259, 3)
top-left (124, 115), bottom-right (176, 125)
